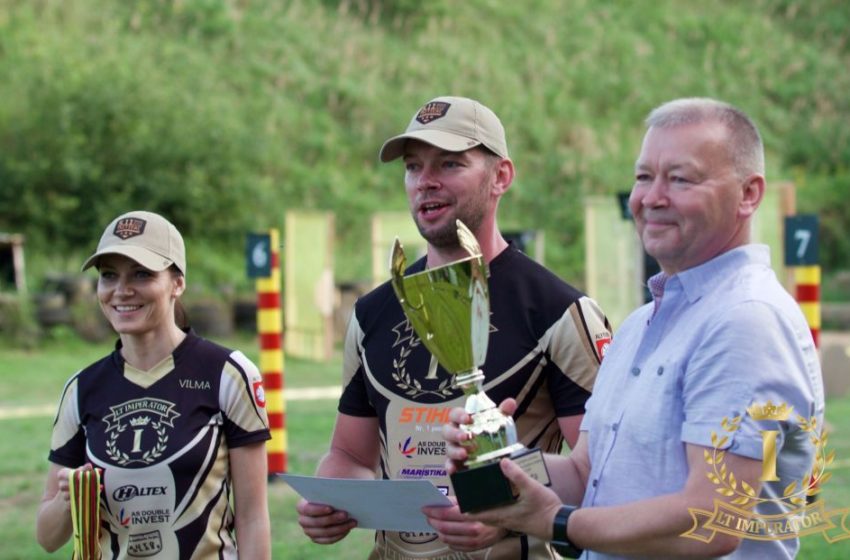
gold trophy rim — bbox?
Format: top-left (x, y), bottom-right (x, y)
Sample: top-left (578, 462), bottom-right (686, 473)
top-left (400, 253), bottom-right (481, 279)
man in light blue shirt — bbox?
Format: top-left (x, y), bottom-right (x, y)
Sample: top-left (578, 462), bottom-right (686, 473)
top-left (576, 243), bottom-right (822, 559)
top-left (428, 98), bottom-right (825, 558)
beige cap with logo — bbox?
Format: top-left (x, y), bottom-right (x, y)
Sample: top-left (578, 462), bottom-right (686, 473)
top-left (81, 210), bottom-right (186, 274)
top-left (379, 96), bottom-right (509, 162)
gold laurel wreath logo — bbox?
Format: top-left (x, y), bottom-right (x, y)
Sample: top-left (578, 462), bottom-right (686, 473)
top-left (705, 413), bottom-right (834, 508)
top-left (106, 420), bottom-right (169, 465)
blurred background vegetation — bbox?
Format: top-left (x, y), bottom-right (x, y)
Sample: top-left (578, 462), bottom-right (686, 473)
top-left (0, 0), bottom-right (848, 299)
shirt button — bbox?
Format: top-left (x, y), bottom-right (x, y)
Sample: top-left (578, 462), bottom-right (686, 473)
top-left (592, 479), bottom-right (599, 487)
top-left (631, 367), bottom-right (641, 376)
top-left (657, 366), bottom-right (664, 376)
top-left (611, 423), bottom-right (619, 432)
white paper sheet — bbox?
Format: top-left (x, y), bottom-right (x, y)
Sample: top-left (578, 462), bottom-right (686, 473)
top-left (279, 474), bottom-right (452, 533)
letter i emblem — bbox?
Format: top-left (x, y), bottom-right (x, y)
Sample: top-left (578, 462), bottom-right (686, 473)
top-left (759, 430), bottom-right (780, 482)
top-left (132, 429), bottom-right (144, 453)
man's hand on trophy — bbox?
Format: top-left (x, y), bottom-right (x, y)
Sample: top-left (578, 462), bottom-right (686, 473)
top-left (296, 498), bottom-right (357, 544)
top-left (422, 496), bottom-right (510, 552)
top-left (443, 398), bottom-right (518, 475)
top-left (462, 458), bottom-right (562, 542)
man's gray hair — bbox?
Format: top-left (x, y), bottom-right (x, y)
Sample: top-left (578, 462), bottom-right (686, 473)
top-left (646, 98), bottom-right (765, 177)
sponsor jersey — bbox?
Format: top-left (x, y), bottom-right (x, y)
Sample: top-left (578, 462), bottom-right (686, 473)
top-left (339, 246), bottom-right (611, 559)
top-left (49, 330), bottom-right (270, 559)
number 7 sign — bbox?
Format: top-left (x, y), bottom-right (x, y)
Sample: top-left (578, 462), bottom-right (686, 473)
top-left (784, 215), bottom-right (819, 266)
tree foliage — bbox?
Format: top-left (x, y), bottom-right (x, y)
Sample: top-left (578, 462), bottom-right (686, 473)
top-left (0, 0), bottom-right (847, 289)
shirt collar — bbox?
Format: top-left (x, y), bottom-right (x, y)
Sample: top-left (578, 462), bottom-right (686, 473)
top-left (647, 272), bottom-right (669, 300)
top-left (669, 244), bottom-right (771, 303)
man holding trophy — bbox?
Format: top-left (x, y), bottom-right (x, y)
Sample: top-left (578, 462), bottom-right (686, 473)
top-left (297, 96), bottom-right (611, 559)
top-left (429, 98), bottom-right (825, 559)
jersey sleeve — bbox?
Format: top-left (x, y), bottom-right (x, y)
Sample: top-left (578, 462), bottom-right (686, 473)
top-left (337, 308), bottom-right (378, 417)
top-left (48, 374), bottom-right (87, 467)
top-left (545, 296), bottom-right (611, 417)
top-left (219, 351), bottom-right (271, 448)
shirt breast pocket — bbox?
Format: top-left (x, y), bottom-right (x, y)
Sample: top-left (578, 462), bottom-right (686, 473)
top-left (626, 361), bottom-right (683, 445)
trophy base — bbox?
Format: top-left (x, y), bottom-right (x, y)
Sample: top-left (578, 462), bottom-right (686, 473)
top-left (451, 447), bottom-right (551, 513)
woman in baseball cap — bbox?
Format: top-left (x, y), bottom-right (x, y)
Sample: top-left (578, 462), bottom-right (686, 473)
top-left (37, 210), bottom-right (272, 559)
top-left (81, 210), bottom-right (190, 333)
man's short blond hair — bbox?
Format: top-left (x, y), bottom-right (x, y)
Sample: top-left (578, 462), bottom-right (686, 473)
top-left (646, 98), bottom-right (765, 178)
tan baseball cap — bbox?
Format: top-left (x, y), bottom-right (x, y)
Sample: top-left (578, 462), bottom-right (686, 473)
top-left (81, 210), bottom-right (186, 274)
top-left (379, 96), bottom-right (509, 162)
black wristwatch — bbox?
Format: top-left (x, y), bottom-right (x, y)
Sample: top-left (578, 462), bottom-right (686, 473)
top-left (551, 505), bottom-right (583, 558)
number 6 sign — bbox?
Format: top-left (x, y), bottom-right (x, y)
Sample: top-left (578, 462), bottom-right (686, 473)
top-left (246, 233), bottom-right (272, 278)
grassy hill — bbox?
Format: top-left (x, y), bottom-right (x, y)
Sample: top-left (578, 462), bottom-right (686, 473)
top-left (1, 0), bottom-right (847, 292)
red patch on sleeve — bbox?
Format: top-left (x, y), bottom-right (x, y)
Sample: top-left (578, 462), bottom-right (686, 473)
top-left (253, 381), bottom-right (266, 408)
top-left (595, 337), bottom-right (611, 360)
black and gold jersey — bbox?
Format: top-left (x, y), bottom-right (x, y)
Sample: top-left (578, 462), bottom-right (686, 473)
top-left (339, 246), bottom-right (611, 560)
top-left (49, 330), bottom-right (270, 559)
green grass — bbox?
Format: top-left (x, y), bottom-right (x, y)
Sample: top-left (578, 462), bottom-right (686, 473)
top-left (2, 334), bottom-right (849, 557)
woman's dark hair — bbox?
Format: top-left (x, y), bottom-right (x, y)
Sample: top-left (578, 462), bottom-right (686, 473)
top-left (174, 299), bottom-right (190, 330)
top-left (170, 266), bottom-right (190, 329)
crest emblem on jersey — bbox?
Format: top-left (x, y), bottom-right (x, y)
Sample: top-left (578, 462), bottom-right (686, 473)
top-left (415, 101), bottom-right (450, 124)
top-left (103, 398), bottom-right (181, 466)
top-left (113, 218), bottom-right (147, 240)
top-left (390, 319), bottom-right (454, 399)
top-left (253, 381), bottom-right (266, 408)
top-left (389, 317), bottom-right (498, 400)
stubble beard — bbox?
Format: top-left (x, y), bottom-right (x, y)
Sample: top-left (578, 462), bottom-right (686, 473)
top-left (414, 182), bottom-right (490, 249)
top-left (416, 214), bottom-right (475, 248)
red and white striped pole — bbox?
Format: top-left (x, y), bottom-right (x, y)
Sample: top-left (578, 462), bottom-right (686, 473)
top-left (256, 228), bottom-right (286, 474)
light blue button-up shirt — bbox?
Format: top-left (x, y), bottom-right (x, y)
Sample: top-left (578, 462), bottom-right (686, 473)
top-left (579, 245), bottom-right (824, 559)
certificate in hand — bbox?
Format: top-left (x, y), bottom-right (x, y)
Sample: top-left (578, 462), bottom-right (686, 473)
top-left (280, 474), bottom-right (452, 533)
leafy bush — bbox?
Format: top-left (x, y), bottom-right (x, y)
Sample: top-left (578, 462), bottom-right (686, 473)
top-left (0, 0), bottom-right (847, 292)
top-left (0, 295), bottom-right (39, 348)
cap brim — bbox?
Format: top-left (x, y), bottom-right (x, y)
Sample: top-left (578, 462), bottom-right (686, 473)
top-left (379, 129), bottom-right (482, 162)
top-left (81, 246), bottom-right (175, 272)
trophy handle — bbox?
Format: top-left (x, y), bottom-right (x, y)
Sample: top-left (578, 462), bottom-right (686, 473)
top-left (389, 237), bottom-right (410, 300)
top-left (456, 220), bottom-right (481, 257)
top-left (458, 220), bottom-right (490, 367)
top-left (389, 238), bottom-right (429, 315)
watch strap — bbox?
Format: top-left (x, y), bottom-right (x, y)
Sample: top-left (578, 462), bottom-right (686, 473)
top-left (551, 505), bottom-right (582, 558)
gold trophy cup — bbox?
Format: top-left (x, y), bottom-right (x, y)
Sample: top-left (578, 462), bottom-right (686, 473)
top-left (390, 220), bottom-right (550, 512)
